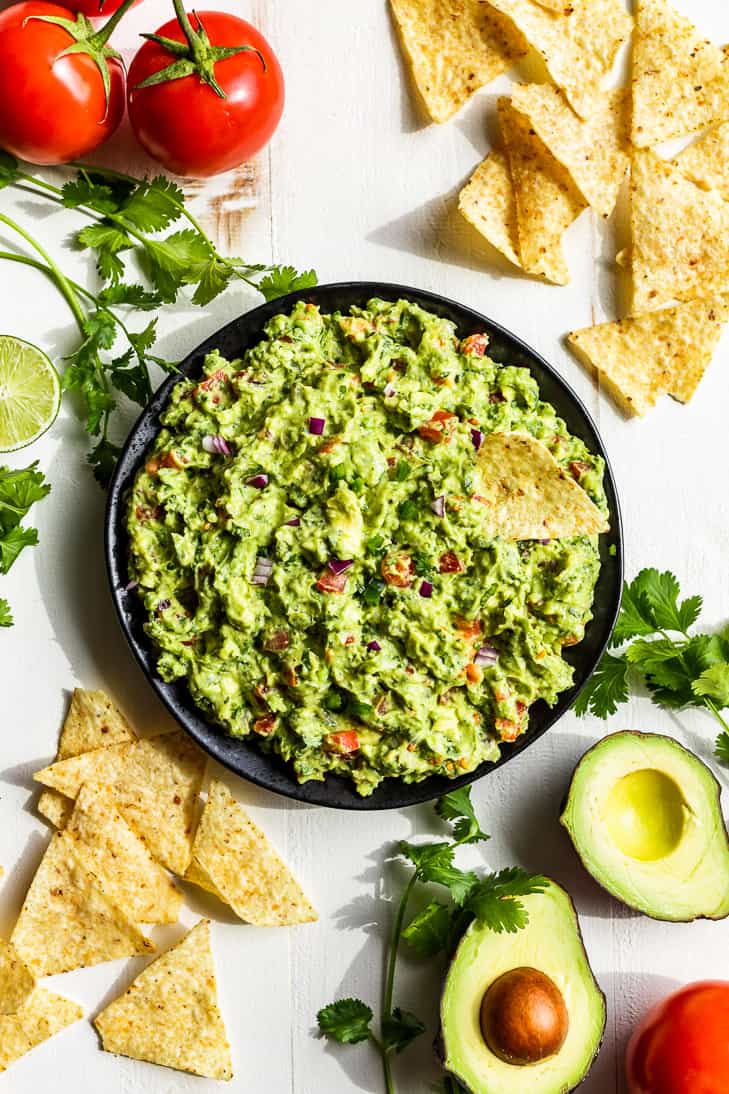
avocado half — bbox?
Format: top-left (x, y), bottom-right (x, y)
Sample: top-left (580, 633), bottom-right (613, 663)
top-left (441, 879), bottom-right (605, 1094)
top-left (561, 731), bottom-right (729, 922)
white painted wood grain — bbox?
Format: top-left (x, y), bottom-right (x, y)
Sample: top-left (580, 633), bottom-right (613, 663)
top-left (1, 0), bottom-right (728, 1091)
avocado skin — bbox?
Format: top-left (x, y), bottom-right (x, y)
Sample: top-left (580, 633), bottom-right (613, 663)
top-left (560, 730), bottom-right (729, 923)
top-left (440, 878), bottom-right (605, 1094)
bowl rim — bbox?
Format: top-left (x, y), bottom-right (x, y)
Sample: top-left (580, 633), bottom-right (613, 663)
top-left (105, 280), bottom-right (623, 811)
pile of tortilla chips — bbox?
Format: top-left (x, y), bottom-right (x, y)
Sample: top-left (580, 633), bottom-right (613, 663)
top-left (1, 688), bottom-right (317, 1078)
top-left (391, 0), bottom-right (729, 416)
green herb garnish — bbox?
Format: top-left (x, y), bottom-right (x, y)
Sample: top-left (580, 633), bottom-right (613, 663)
top-left (0, 463), bottom-right (50, 627)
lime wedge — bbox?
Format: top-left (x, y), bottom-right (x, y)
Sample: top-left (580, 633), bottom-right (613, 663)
top-left (0, 336), bottom-right (61, 453)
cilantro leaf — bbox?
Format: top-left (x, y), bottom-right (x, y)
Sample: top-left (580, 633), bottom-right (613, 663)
top-left (142, 230), bottom-right (211, 301)
top-left (464, 868), bottom-right (549, 934)
top-left (0, 598), bottom-right (12, 627)
top-left (401, 901), bottom-right (452, 957)
top-left (381, 1008), bottom-right (425, 1054)
top-left (693, 663), bottom-right (729, 708)
top-left (62, 177), bottom-right (119, 214)
top-left (574, 653), bottom-right (629, 718)
top-left (633, 569), bottom-right (702, 634)
top-left (610, 579), bottom-right (658, 646)
top-left (317, 999), bottom-right (372, 1044)
top-left (399, 842), bottom-right (477, 905)
top-left (76, 223), bottom-right (133, 283)
top-left (0, 150), bottom-right (20, 190)
top-left (108, 350), bottom-right (151, 405)
top-left (0, 464), bottom-right (50, 625)
top-left (0, 525), bottom-right (39, 575)
top-left (88, 438), bottom-right (122, 487)
top-left (258, 265), bottom-right (318, 302)
top-left (117, 176), bottom-right (183, 233)
top-left (97, 283), bottom-right (162, 310)
top-left (192, 258), bottom-right (232, 306)
top-left (435, 786), bottom-right (490, 845)
top-left (715, 732), bottom-right (729, 765)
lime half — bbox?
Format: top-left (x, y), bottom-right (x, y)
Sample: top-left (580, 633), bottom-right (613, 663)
top-left (0, 336), bottom-right (61, 453)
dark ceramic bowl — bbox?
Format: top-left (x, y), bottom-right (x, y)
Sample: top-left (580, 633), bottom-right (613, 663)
top-left (106, 282), bottom-right (623, 810)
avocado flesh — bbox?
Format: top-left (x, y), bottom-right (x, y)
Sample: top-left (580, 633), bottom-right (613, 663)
top-left (561, 731), bottom-right (729, 922)
top-left (441, 880), bottom-right (605, 1094)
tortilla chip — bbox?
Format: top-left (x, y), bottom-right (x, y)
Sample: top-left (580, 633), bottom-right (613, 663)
top-left (632, 0), bottom-right (729, 147)
top-left (34, 731), bottom-right (205, 874)
top-left (674, 121), bottom-right (729, 200)
top-left (510, 84), bottom-right (629, 217)
top-left (499, 97), bottom-right (586, 284)
top-left (458, 150), bottom-right (523, 269)
top-left (95, 920), bottom-right (232, 1081)
top-left (0, 988), bottom-right (82, 1072)
top-left (533, 0), bottom-right (574, 11)
top-left (629, 148), bottom-right (729, 314)
top-left (38, 688), bottom-right (137, 831)
top-left (389, 0), bottom-right (526, 123)
top-left (65, 783), bottom-right (183, 924)
top-left (486, 0), bottom-right (632, 118)
top-left (184, 780), bottom-right (317, 927)
top-left (0, 941), bottom-right (35, 1016)
top-left (11, 831), bottom-right (154, 976)
top-left (474, 432), bottom-right (608, 539)
top-left (568, 297), bottom-right (729, 415)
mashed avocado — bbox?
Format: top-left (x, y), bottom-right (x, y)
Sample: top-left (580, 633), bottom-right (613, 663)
top-left (127, 298), bottom-right (606, 796)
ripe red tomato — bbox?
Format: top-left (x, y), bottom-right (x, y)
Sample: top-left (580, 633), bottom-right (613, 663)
top-left (0, 1), bottom-right (125, 164)
top-left (55, 0), bottom-right (138, 15)
top-left (127, 12), bottom-right (284, 178)
top-left (626, 981), bottom-right (729, 1094)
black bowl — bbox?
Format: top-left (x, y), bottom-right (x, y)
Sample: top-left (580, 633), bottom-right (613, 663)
top-left (106, 282), bottom-right (623, 810)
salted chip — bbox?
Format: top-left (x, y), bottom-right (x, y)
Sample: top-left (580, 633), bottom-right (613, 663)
top-left (0, 941), bottom-right (35, 1015)
top-left (184, 780), bottom-right (317, 927)
top-left (458, 151), bottom-right (523, 269)
top-left (533, 0), bottom-right (574, 11)
top-left (486, 0), bottom-right (631, 118)
top-left (66, 783), bottom-right (183, 924)
top-left (629, 149), bottom-right (729, 314)
top-left (389, 0), bottom-right (526, 123)
top-left (632, 0), bottom-right (729, 147)
top-left (38, 688), bottom-right (137, 831)
top-left (95, 920), bottom-right (232, 1080)
top-left (11, 831), bottom-right (154, 976)
top-left (499, 97), bottom-right (586, 285)
top-left (510, 84), bottom-right (629, 217)
top-left (675, 121), bottom-right (729, 200)
top-left (0, 988), bottom-right (82, 1072)
top-left (475, 432), bottom-right (608, 539)
top-left (34, 731), bottom-right (205, 874)
top-left (568, 297), bottom-right (729, 415)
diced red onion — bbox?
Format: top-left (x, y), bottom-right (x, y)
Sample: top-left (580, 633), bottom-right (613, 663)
top-left (285, 517), bottom-right (301, 527)
top-left (124, 579), bottom-right (138, 593)
top-left (202, 434), bottom-right (231, 457)
top-left (328, 559), bottom-right (353, 575)
top-left (540, 538), bottom-right (550, 545)
top-left (431, 495), bottom-right (446, 518)
top-left (308, 416), bottom-right (326, 435)
top-left (251, 556), bottom-right (273, 586)
top-left (471, 428), bottom-right (484, 452)
top-left (383, 382), bottom-right (396, 397)
top-left (157, 599), bottom-right (170, 613)
top-left (419, 581), bottom-right (433, 598)
top-left (247, 473), bottom-right (269, 488)
top-left (474, 645), bottom-right (499, 667)
top-left (367, 640), bottom-right (381, 652)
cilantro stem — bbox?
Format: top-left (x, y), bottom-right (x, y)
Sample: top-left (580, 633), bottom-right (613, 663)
top-left (379, 870), bottom-right (417, 1094)
top-left (0, 212), bottom-right (85, 332)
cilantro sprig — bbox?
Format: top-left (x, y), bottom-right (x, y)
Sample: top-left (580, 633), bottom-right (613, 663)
top-left (0, 463), bottom-right (50, 627)
top-left (576, 569), bottom-right (729, 761)
top-left (316, 787), bottom-right (547, 1093)
top-left (0, 152), bottom-right (316, 483)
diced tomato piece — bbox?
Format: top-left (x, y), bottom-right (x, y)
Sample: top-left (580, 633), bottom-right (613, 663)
top-left (562, 633), bottom-right (581, 647)
top-left (319, 436), bottom-right (342, 455)
top-left (253, 715), bottom-right (276, 736)
top-left (145, 456), bottom-right (161, 475)
top-left (316, 568), bottom-right (350, 594)
top-left (161, 450), bottom-right (186, 470)
top-left (195, 368), bottom-right (228, 393)
top-left (418, 409), bottom-right (458, 444)
top-left (263, 630), bottom-right (290, 651)
top-left (381, 551), bottom-right (414, 588)
top-left (569, 460), bottom-right (590, 480)
top-left (439, 551), bottom-right (463, 574)
top-left (455, 616), bottom-right (482, 641)
top-left (135, 504), bottom-right (163, 523)
top-left (282, 665), bottom-right (299, 687)
top-left (495, 718), bottom-right (521, 742)
top-left (465, 663), bottom-right (483, 684)
top-left (461, 332), bottom-right (489, 357)
top-left (325, 730), bottom-right (360, 754)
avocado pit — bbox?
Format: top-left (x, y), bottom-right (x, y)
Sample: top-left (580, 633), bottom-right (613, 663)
top-left (603, 768), bottom-right (685, 862)
top-left (480, 966), bottom-right (569, 1066)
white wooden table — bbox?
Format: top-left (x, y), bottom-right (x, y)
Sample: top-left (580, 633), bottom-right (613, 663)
top-left (2, 1), bottom-right (729, 1091)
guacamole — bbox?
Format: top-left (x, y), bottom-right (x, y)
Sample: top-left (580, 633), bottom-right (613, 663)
top-left (127, 298), bottom-right (606, 796)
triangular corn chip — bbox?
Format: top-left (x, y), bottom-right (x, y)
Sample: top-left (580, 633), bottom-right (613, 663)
top-left (474, 432), bottom-right (609, 539)
top-left (184, 780), bottom-right (317, 927)
top-left (632, 0), bottom-right (729, 147)
top-left (533, 0), bottom-right (574, 11)
top-left (510, 84), bottom-right (629, 217)
top-left (0, 988), bottom-right (82, 1072)
top-left (95, 920), bottom-right (232, 1081)
top-left (568, 297), bottom-right (729, 415)
top-left (38, 688), bottom-right (137, 831)
top-left (629, 149), bottom-right (729, 314)
top-left (65, 783), bottom-right (183, 924)
top-left (389, 0), bottom-right (526, 123)
top-left (11, 832), bottom-right (154, 976)
top-left (0, 940), bottom-right (35, 1015)
top-left (34, 731), bottom-right (205, 874)
top-left (674, 121), bottom-right (729, 200)
top-left (499, 97), bottom-right (586, 285)
top-left (486, 0), bottom-right (632, 118)
top-left (458, 150), bottom-right (523, 269)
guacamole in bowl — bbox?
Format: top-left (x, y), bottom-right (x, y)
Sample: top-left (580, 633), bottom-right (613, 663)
top-left (125, 295), bottom-right (611, 798)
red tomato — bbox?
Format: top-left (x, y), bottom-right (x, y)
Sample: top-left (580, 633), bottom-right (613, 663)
top-left (315, 569), bottom-right (350, 595)
top-left (55, 0), bottom-right (139, 15)
top-left (127, 11), bottom-right (284, 177)
top-left (626, 981), bottom-right (729, 1094)
top-left (439, 550), bottom-right (464, 574)
top-left (418, 410), bottom-right (458, 444)
top-left (325, 731), bottom-right (360, 755)
top-left (381, 551), bottom-right (414, 588)
top-left (0, 1), bottom-right (125, 164)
